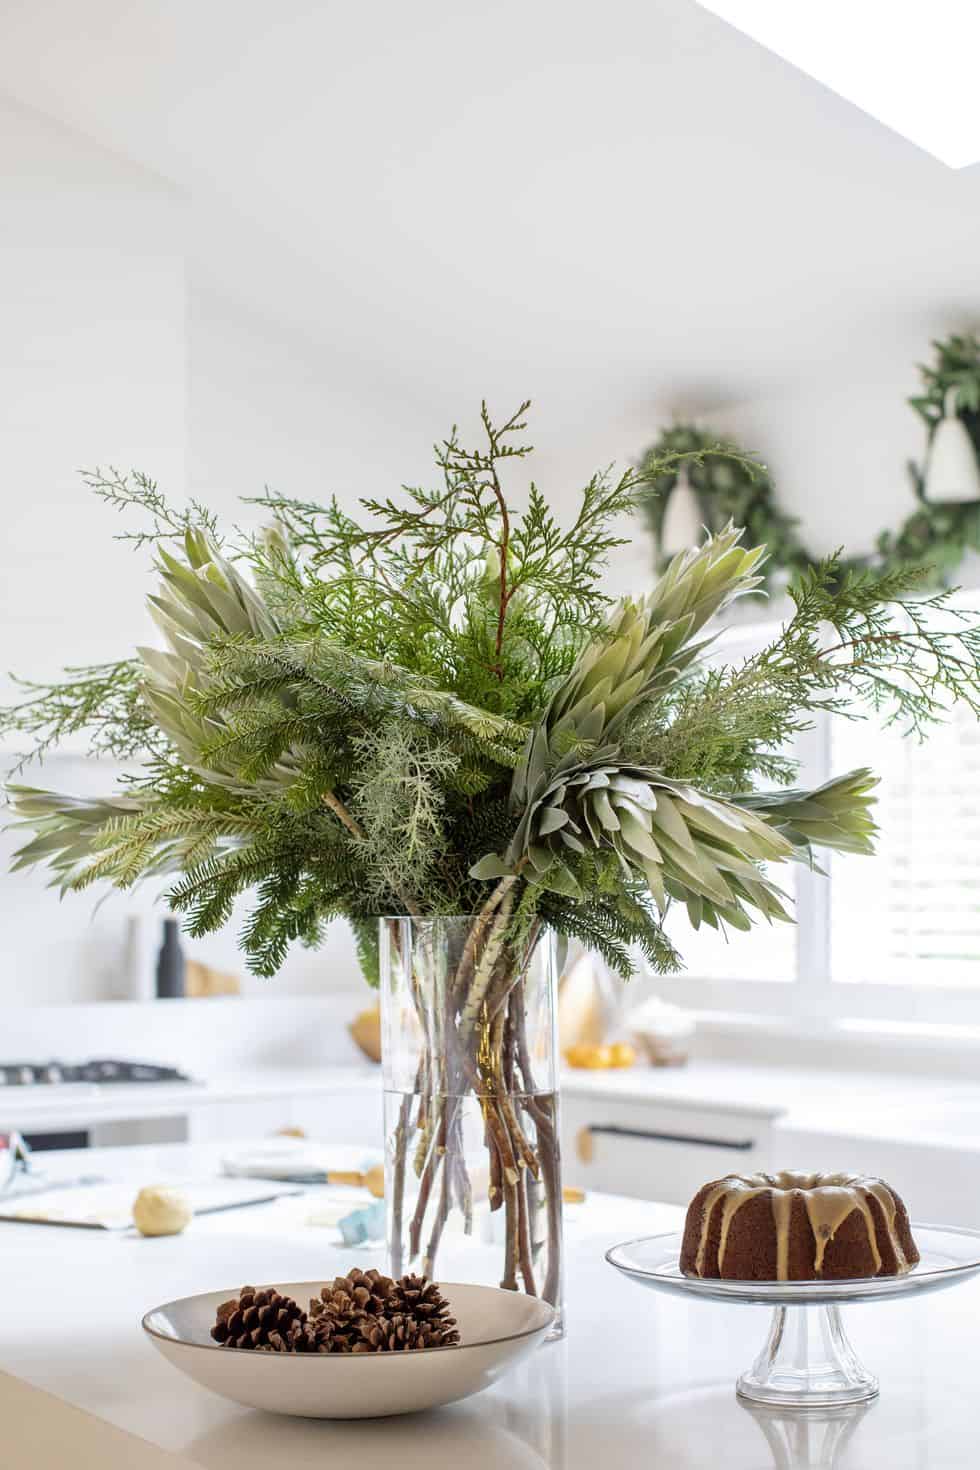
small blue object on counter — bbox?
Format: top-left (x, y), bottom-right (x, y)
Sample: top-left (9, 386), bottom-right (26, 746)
top-left (338, 1200), bottom-right (386, 1247)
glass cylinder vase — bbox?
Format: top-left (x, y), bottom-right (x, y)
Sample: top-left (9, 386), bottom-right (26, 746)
top-left (380, 914), bottom-right (564, 1333)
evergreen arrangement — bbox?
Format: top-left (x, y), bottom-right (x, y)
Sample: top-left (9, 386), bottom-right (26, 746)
top-left (5, 402), bottom-right (980, 1301)
top-left (4, 400), bottom-right (980, 979)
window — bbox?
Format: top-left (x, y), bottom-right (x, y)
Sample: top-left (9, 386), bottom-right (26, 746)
top-left (656, 603), bottom-right (980, 1028)
top-left (831, 697), bottom-right (980, 990)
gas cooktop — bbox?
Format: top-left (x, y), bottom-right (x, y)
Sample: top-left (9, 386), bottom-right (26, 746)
top-left (0, 1060), bottom-right (192, 1087)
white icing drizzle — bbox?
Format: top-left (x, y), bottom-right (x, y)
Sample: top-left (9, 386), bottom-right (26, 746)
top-left (690, 1170), bottom-right (912, 1281)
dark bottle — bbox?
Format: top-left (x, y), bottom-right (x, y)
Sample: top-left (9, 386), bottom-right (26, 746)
top-left (156, 918), bottom-right (186, 999)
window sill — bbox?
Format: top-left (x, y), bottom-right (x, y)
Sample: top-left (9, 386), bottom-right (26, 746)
top-left (691, 1009), bottom-right (980, 1080)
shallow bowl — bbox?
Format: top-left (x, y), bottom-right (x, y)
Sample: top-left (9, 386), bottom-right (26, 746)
top-left (143, 1280), bottom-right (554, 1418)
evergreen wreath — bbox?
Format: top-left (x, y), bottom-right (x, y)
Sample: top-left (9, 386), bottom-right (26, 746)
top-left (638, 425), bottom-right (811, 591)
top-left (639, 333), bottom-right (980, 591)
top-left (878, 332), bottom-right (980, 582)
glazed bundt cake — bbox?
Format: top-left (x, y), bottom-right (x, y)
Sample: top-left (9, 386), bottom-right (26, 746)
top-left (679, 1170), bottom-right (919, 1282)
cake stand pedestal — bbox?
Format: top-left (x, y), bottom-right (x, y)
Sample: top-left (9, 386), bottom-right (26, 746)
top-left (606, 1223), bottom-right (980, 1410)
top-left (736, 1303), bottom-right (876, 1407)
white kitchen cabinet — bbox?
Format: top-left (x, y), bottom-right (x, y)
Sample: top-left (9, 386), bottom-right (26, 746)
top-left (284, 1087), bottom-right (383, 1148)
top-left (187, 1098), bottom-right (292, 1143)
top-left (560, 1090), bottom-right (773, 1204)
top-left (186, 1085), bottom-right (383, 1147)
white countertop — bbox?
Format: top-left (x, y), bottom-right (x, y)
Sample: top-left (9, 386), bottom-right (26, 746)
top-left (0, 1064), bottom-right (380, 1130)
top-left (7, 1056), bottom-right (980, 1151)
top-left (563, 1059), bottom-right (980, 1151)
top-left (1, 1141), bottom-right (979, 1468)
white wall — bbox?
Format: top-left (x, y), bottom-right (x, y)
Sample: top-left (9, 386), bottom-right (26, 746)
top-left (0, 105), bottom-right (380, 1009)
top-left (0, 100), bottom-right (195, 1011)
top-left (0, 97), bottom-right (185, 704)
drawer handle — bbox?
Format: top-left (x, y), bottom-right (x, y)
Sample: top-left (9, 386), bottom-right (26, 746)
top-left (585, 1124), bottom-right (756, 1152)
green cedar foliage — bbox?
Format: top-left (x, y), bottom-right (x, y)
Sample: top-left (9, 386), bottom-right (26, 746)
top-left (4, 404), bottom-right (980, 980)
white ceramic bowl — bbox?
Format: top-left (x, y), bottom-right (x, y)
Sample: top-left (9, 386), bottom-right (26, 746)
top-left (143, 1280), bottom-right (554, 1418)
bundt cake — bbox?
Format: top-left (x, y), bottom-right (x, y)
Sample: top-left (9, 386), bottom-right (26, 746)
top-left (679, 1170), bottom-right (919, 1282)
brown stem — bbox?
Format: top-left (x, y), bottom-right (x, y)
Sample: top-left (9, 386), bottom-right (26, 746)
top-left (526, 1092), bottom-right (562, 1307)
top-left (389, 1086), bottom-right (417, 1279)
top-left (409, 1096), bottom-right (445, 1259)
top-left (515, 1169), bottom-right (538, 1296)
top-left (513, 977), bottom-right (563, 1307)
top-left (491, 480), bottom-right (511, 678)
top-left (452, 876), bottom-right (518, 1013)
top-left (487, 1122), bottom-right (503, 1211)
top-left (423, 1100), bottom-right (456, 1276)
top-left (398, 910), bottom-right (553, 1299)
top-left (501, 1169), bottom-right (519, 1291)
top-left (320, 790), bottom-right (365, 839)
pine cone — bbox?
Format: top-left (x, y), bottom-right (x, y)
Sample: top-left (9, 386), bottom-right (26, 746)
top-left (307, 1293), bottom-right (368, 1354)
top-left (341, 1267), bottom-right (397, 1316)
top-left (308, 1284), bottom-right (373, 1353)
top-left (280, 1317), bottom-right (321, 1354)
top-left (389, 1275), bottom-right (457, 1329)
top-left (209, 1269), bottom-right (460, 1355)
top-left (358, 1310), bottom-right (460, 1352)
top-left (210, 1285), bottom-right (305, 1350)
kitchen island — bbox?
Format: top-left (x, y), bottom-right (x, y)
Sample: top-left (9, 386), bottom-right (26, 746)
top-left (0, 1141), bottom-right (977, 1468)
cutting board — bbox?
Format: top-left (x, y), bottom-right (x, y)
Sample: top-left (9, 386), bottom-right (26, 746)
top-left (0, 1177), bottom-right (301, 1230)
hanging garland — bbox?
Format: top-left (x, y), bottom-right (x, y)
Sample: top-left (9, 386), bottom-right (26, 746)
top-left (639, 333), bottom-right (980, 589)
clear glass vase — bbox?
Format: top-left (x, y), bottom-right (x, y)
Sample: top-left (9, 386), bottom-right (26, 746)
top-left (380, 914), bottom-right (564, 1333)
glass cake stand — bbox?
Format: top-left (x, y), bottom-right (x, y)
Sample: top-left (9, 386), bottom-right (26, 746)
top-left (606, 1224), bottom-right (980, 1408)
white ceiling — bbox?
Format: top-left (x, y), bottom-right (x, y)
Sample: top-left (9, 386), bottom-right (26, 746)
top-left (2, 0), bottom-right (978, 424)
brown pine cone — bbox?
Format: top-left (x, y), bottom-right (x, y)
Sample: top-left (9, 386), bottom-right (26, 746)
top-left (387, 1275), bottom-right (459, 1340)
top-left (307, 1287), bottom-right (369, 1353)
top-left (281, 1317), bottom-right (321, 1354)
top-left (310, 1268), bottom-right (394, 1321)
top-left (357, 1310), bottom-right (460, 1352)
top-left (210, 1286), bottom-right (305, 1350)
top-left (309, 1312), bottom-right (363, 1354)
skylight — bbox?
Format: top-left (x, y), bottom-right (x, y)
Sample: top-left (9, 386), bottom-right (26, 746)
top-left (698, 1), bottom-right (980, 169)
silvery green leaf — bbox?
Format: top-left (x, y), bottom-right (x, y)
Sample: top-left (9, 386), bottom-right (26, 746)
top-left (593, 788), bottom-right (620, 831)
top-left (468, 854), bottom-right (514, 880)
top-left (642, 858), bottom-right (666, 911)
top-left (650, 792), bottom-right (696, 854)
top-left (617, 810), bottom-right (662, 863)
top-left (581, 771), bottom-right (611, 792)
top-left (610, 775), bottom-right (656, 809)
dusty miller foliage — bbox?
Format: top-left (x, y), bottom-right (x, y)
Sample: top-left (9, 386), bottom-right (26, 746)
top-left (4, 402), bottom-right (980, 982)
